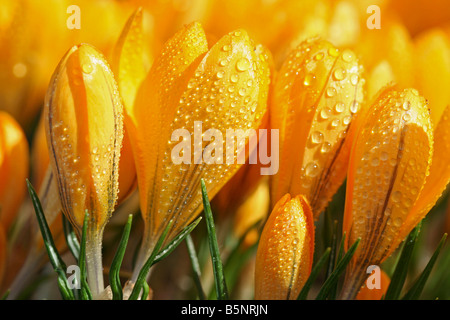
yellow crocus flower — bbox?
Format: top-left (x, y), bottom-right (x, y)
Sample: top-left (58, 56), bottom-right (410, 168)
top-left (0, 111), bottom-right (29, 231)
top-left (341, 85), bottom-right (433, 299)
top-left (270, 37), bottom-right (364, 218)
top-left (254, 194), bottom-right (314, 300)
top-left (44, 43), bottom-right (124, 297)
top-left (413, 28), bottom-right (450, 126)
top-left (115, 19), bottom-right (271, 280)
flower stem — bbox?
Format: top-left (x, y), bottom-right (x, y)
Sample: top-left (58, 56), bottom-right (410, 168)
top-left (86, 228), bottom-right (105, 298)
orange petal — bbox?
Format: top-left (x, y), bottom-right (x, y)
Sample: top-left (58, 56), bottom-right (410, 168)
top-left (131, 25), bottom-right (271, 277)
top-left (356, 269), bottom-right (390, 300)
top-left (399, 104), bottom-right (450, 244)
top-left (0, 111), bottom-right (29, 230)
top-left (341, 86), bottom-right (433, 299)
top-left (254, 194), bottom-right (314, 300)
top-left (414, 28), bottom-right (450, 126)
top-left (270, 37), bottom-right (365, 218)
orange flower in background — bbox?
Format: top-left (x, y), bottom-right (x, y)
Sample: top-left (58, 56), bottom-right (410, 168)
top-left (356, 269), bottom-right (390, 300)
top-left (0, 111), bottom-right (29, 231)
top-left (115, 18), bottom-right (271, 280)
top-left (254, 194), bottom-right (314, 300)
top-left (0, 0), bottom-right (133, 126)
top-left (270, 37), bottom-right (364, 218)
top-left (413, 28), bottom-right (450, 126)
top-left (44, 43), bottom-right (124, 297)
top-left (341, 85), bottom-right (434, 299)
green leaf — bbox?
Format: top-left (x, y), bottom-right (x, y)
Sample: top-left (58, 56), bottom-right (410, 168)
top-left (109, 214), bottom-right (133, 300)
top-left (62, 214), bottom-right (80, 261)
top-left (186, 234), bottom-right (206, 300)
top-left (402, 233), bottom-right (447, 300)
top-left (26, 179), bottom-right (74, 300)
top-left (128, 220), bottom-right (173, 300)
top-left (1, 290), bottom-right (10, 300)
top-left (384, 222), bottom-right (422, 300)
top-left (201, 178), bottom-right (228, 300)
top-left (297, 247), bottom-right (331, 300)
top-left (152, 216), bottom-right (202, 266)
top-left (78, 211), bottom-right (93, 300)
top-left (315, 238), bottom-right (361, 300)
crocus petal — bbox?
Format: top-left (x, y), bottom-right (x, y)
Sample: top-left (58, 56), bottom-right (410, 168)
top-left (44, 44), bottom-right (124, 233)
top-left (341, 86), bottom-right (433, 299)
top-left (270, 38), bottom-right (364, 218)
top-left (414, 28), bottom-right (450, 126)
top-left (0, 111), bottom-right (29, 230)
top-left (254, 194), bottom-right (314, 300)
top-left (399, 104), bottom-right (450, 245)
top-left (131, 23), bottom-right (271, 278)
top-left (356, 269), bottom-right (390, 300)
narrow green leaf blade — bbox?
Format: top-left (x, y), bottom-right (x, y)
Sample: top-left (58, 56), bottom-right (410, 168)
top-left (298, 247), bottom-right (331, 300)
top-left (62, 214), bottom-right (80, 261)
top-left (402, 233), bottom-right (447, 300)
top-left (26, 179), bottom-right (74, 300)
top-left (129, 220), bottom-right (173, 300)
top-left (110, 214), bottom-right (133, 300)
top-left (315, 238), bottom-right (361, 300)
top-left (186, 234), bottom-right (206, 300)
top-left (384, 222), bottom-right (422, 300)
top-left (152, 216), bottom-right (202, 266)
top-left (201, 178), bottom-right (228, 300)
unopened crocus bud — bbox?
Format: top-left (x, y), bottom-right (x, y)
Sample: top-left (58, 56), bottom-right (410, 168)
top-left (0, 111), bottom-right (29, 231)
top-left (341, 86), bottom-right (433, 299)
top-left (254, 194), bottom-right (314, 300)
top-left (270, 37), bottom-right (365, 218)
top-left (44, 44), bottom-right (124, 297)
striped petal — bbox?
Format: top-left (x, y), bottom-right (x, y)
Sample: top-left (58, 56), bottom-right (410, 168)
top-left (270, 37), bottom-right (365, 218)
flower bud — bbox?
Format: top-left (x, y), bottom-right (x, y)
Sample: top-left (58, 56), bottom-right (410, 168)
top-left (255, 194), bottom-right (314, 300)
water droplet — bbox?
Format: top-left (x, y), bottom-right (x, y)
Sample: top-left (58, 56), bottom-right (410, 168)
top-left (320, 108), bottom-right (331, 119)
top-left (350, 74), bottom-right (359, 86)
top-left (333, 68), bottom-right (346, 81)
top-left (328, 47), bottom-right (339, 57)
top-left (82, 63), bottom-right (93, 74)
top-left (350, 101), bottom-right (359, 113)
top-left (326, 87), bottom-right (336, 97)
top-left (315, 52), bottom-right (324, 60)
top-left (402, 113), bottom-right (411, 122)
top-left (331, 119), bottom-right (340, 127)
top-left (305, 162), bottom-right (320, 177)
top-left (216, 71), bottom-right (224, 79)
top-left (342, 49), bottom-right (354, 62)
top-left (230, 74), bottom-right (239, 83)
top-left (391, 191), bottom-right (402, 203)
top-left (311, 131), bottom-right (324, 144)
top-left (236, 58), bottom-right (250, 72)
top-left (219, 59), bottom-right (228, 67)
top-left (335, 102), bottom-right (345, 113)
top-left (222, 44), bottom-right (231, 52)
top-left (402, 101), bottom-right (411, 111)
top-left (321, 142), bottom-right (331, 153)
